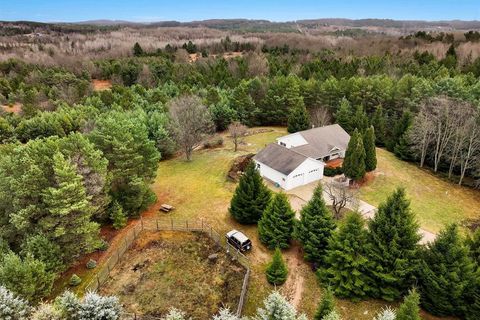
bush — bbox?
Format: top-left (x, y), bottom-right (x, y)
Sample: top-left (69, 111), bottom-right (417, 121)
top-left (69, 274), bottom-right (82, 286)
top-left (203, 136), bottom-right (224, 149)
top-left (324, 166), bottom-right (343, 177)
top-left (97, 240), bottom-right (109, 251)
top-left (86, 259), bottom-right (97, 269)
top-left (265, 248), bottom-right (288, 285)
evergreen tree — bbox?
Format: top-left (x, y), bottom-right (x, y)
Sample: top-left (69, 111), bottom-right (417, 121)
top-left (314, 286), bottom-right (335, 320)
top-left (20, 235), bottom-right (64, 273)
top-left (110, 201), bottom-right (127, 230)
top-left (295, 184), bottom-right (336, 265)
top-left (42, 153), bottom-right (99, 260)
top-left (466, 227), bottom-right (480, 266)
top-left (258, 192), bottom-right (295, 249)
top-left (396, 289), bottom-right (421, 320)
top-left (229, 162), bottom-right (271, 224)
top-left (133, 42), bottom-right (144, 56)
top-left (373, 307), bottom-right (396, 320)
top-left (319, 212), bottom-right (372, 301)
top-left (418, 224), bottom-right (475, 317)
top-left (254, 291), bottom-right (307, 320)
top-left (363, 126), bottom-right (377, 172)
top-left (351, 105), bottom-right (369, 133)
top-left (334, 98), bottom-right (353, 133)
top-left (0, 286), bottom-right (31, 320)
top-left (0, 253), bottom-right (54, 303)
top-left (366, 188), bottom-right (421, 301)
top-left (371, 106), bottom-right (386, 146)
top-left (342, 129), bottom-right (366, 181)
top-left (287, 105), bottom-right (310, 133)
top-left (265, 248), bottom-right (288, 285)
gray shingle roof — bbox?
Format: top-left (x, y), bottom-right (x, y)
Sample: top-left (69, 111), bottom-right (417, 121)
top-left (290, 124), bottom-right (350, 158)
top-left (253, 143), bottom-right (308, 175)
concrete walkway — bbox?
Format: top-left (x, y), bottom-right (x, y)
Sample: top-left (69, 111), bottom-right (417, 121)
top-left (287, 180), bottom-right (436, 245)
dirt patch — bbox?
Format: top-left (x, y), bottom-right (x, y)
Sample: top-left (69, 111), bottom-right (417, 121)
top-left (100, 231), bottom-right (245, 319)
top-left (227, 153), bottom-right (254, 181)
top-left (92, 79), bottom-right (112, 91)
top-left (1, 103), bottom-right (22, 114)
top-left (280, 244), bottom-right (305, 308)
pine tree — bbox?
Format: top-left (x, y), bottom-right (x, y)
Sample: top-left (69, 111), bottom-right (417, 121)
top-left (265, 248), bottom-right (288, 285)
top-left (287, 105), bottom-right (310, 133)
top-left (396, 289), bottom-right (421, 320)
top-left (465, 227), bottom-right (480, 265)
top-left (351, 105), bottom-right (369, 133)
top-left (363, 126), bottom-right (377, 172)
top-left (334, 98), bottom-right (353, 133)
top-left (319, 212), bottom-right (372, 301)
top-left (314, 286), bottom-right (335, 320)
top-left (296, 184), bottom-right (336, 265)
top-left (133, 42), bottom-right (144, 56)
top-left (342, 129), bottom-right (366, 181)
top-left (371, 106), bottom-right (386, 146)
top-left (0, 286), bottom-right (31, 320)
top-left (254, 291), bottom-right (306, 320)
top-left (418, 224), bottom-right (476, 317)
top-left (110, 201), bottom-right (127, 230)
top-left (42, 153), bottom-right (99, 260)
top-left (373, 307), bottom-right (396, 320)
top-left (258, 192), bottom-right (295, 249)
top-left (366, 188), bottom-right (421, 301)
top-left (229, 162), bottom-right (271, 224)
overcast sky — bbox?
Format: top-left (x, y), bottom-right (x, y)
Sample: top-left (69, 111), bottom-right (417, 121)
top-left (1, 0), bottom-right (479, 22)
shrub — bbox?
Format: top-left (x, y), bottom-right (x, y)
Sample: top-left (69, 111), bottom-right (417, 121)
top-left (323, 166), bottom-right (343, 177)
top-left (203, 136), bottom-right (224, 149)
top-left (86, 259), bottom-right (97, 269)
top-left (265, 248), bottom-right (288, 285)
top-left (0, 286), bottom-right (31, 320)
top-left (97, 240), bottom-right (109, 251)
top-left (69, 274), bottom-right (82, 286)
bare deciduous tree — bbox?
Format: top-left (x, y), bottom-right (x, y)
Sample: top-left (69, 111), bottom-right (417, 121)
top-left (169, 95), bottom-right (214, 161)
top-left (410, 107), bottom-right (435, 168)
top-left (228, 121), bottom-right (248, 152)
top-left (458, 114), bottom-right (480, 185)
top-left (309, 106), bottom-right (332, 128)
top-left (323, 180), bottom-right (358, 219)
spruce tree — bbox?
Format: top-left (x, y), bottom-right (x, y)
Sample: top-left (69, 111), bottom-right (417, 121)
top-left (265, 248), bottom-right (288, 285)
top-left (363, 126), bottom-right (377, 172)
top-left (258, 192), bottom-right (295, 249)
top-left (334, 98), bottom-right (353, 133)
top-left (342, 129), bottom-right (366, 181)
top-left (314, 286), bottom-right (335, 320)
top-left (418, 224), bottom-right (476, 317)
top-left (351, 105), bottom-right (369, 133)
top-left (366, 188), bottom-right (421, 301)
top-left (319, 212), bottom-right (372, 301)
top-left (396, 289), bottom-right (421, 320)
top-left (287, 105), bottom-right (310, 133)
top-left (371, 106), bottom-right (386, 146)
top-left (42, 153), bottom-right (99, 260)
top-left (110, 201), bottom-right (127, 230)
top-left (295, 184), bottom-right (336, 265)
top-left (229, 162), bottom-right (271, 224)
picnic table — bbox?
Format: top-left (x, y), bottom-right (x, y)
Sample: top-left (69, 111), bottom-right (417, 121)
top-left (160, 204), bottom-right (175, 213)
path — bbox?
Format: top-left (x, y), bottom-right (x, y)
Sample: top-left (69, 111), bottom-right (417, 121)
top-left (282, 245), bottom-right (305, 308)
top-left (287, 180), bottom-right (436, 245)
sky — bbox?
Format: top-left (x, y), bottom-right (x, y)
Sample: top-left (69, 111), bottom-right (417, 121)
top-left (0, 0), bottom-right (479, 23)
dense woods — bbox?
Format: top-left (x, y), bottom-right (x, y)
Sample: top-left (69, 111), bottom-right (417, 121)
top-left (1, 20), bottom-right (480, 319)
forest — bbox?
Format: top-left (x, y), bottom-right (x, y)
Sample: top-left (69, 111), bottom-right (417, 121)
top-left (0, 20), bottom-right (480, 319)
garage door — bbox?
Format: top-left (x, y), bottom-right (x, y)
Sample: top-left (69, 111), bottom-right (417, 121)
top-left (287, 172), bottom-right (305, 190)
top-left (304, 168), bottom-right (322, 184)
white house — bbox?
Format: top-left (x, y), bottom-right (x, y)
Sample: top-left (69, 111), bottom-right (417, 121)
top-left (253, 124), bottom-right (350, 190)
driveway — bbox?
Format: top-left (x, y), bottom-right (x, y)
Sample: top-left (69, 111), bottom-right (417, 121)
top-left (287, 180), bottom-right (436, 245)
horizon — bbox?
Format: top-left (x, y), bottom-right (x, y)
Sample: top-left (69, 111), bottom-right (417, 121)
top-left (1, 0), bottom-right (479, 23)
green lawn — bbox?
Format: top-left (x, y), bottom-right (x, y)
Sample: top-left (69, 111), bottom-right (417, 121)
top-left (360, 148), bottom-right (480, 233)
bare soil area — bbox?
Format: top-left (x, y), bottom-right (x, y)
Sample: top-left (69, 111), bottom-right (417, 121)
top-left (92, 79), bottom-right (112, 91)
top-left (100, 231), bottom-right (245, 319)
top-left (1, 103), bottom-right (22, 114)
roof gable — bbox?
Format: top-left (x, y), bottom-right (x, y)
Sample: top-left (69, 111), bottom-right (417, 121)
top-left (253, 143), bottom-right (309, 175)
top-left (291, 124), bottom-right (350, 158)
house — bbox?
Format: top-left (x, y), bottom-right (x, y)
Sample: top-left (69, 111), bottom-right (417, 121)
top-left (253, 124), bottom-right (350, 190)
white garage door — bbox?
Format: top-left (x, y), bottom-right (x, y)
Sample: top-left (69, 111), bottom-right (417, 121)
top-left (304, 168), bottom-right (322, 184)
top-left (287, 172), bottom-right (305, 190)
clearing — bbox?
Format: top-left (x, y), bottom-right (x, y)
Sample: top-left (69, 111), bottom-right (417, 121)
top-left (92, 79), bottom-right (112, 91)
top-left (360, 148), bottom-right (480, 233)
top-left (100, 231), bottom-right (245, 319)
top-left (1, 102), bottom-right (22, 114)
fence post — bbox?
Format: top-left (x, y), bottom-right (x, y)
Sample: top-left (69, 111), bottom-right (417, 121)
top-left (141, 217), bottom-right (144, 230)
top-left (201, 219), bottom-right (204, 232)
top-left (96, 275), bottom-right (100, 288)
top-left (156, 219), bottom-right (159, 230)
top-left (186, 220), bottom-right (188, 230)
top-left (171, 218), bottom-right (173, 230)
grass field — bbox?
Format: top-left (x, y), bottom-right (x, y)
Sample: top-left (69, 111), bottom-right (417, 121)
top-left (360, 148), bottom-right (480, 233)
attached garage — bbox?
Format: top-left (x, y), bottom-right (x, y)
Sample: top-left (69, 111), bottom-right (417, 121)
top-left (253, 143), bottom-right (324, 191)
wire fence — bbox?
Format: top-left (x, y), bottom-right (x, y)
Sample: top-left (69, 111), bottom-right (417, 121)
top-left (85, 217), bottom-right (251, 318)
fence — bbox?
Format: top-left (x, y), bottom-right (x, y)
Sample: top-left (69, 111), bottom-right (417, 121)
top-left (85, 218), bottom-right (251, 318)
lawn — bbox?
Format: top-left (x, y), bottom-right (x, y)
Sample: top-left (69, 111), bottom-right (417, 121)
top-left (139, 128), bottom-right (469, 319)
top-left (360, 148), bottom-right (480, 233)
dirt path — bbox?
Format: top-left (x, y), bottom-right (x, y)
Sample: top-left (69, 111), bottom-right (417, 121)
top-left (282, 245), bottom-right (305, 308)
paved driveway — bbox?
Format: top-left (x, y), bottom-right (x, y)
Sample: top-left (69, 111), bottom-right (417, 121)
top-left (286, 180), bottom-right (436, 245)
